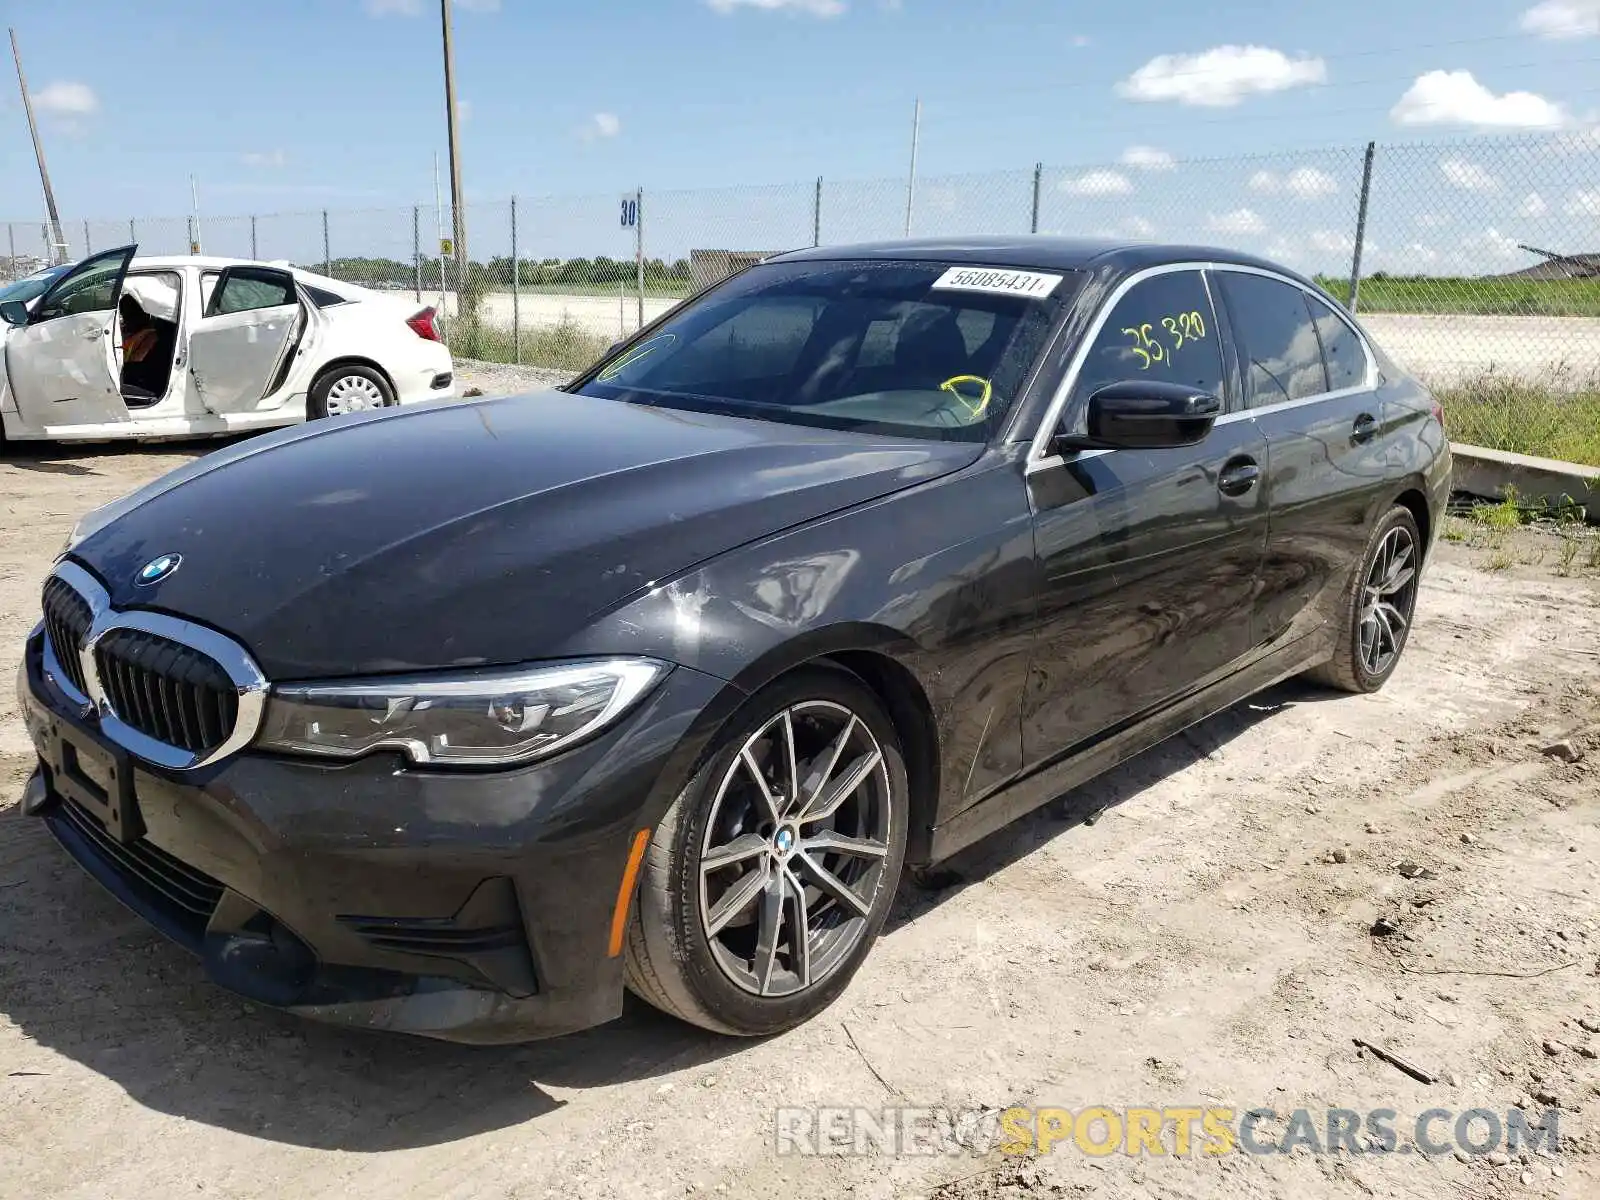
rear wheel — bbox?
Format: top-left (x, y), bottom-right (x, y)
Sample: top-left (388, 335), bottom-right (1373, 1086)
top-left (625, 668), bottom-right (908, 1036)
top-left (308, 364), bottom-right (395, 420)
top-left (1305, 505), bottom-right (1422, 693)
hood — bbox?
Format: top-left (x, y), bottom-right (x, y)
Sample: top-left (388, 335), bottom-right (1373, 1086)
top-left (68, 392), bottom-right (980, 678)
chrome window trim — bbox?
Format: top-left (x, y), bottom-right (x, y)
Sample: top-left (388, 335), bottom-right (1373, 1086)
top-left (1024, 260), bottom-right (1378, 476)
top-left (42, 561), bottom-right (268, 771)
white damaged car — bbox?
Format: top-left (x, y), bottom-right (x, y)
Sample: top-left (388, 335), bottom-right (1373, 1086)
top-left (0, 245), bottom-right (455, 444)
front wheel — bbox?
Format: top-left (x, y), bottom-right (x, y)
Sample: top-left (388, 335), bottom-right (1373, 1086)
top-left (625, 668), bottom-right (909, 1036)
top-left (1305, 504), bottom-right (1422, 693)
top-left (308, 364), bottom-right (395, 420)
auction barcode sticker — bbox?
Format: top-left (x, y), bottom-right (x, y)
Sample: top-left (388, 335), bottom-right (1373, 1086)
top-left (930, 266), bottom-right (1065, 299)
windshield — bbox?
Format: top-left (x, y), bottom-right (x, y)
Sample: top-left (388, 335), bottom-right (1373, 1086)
top-left (575, 259), bottom-right (1081, 441)
top-left (0, 266), bottom-right (70, 304)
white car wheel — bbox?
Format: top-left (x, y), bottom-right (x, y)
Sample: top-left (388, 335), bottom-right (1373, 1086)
top-left (323, 373), bottom-right (389, 416)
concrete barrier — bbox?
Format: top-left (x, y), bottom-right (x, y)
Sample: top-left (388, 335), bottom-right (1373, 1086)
top-left (1451, 443), bottom-right (1600, 523)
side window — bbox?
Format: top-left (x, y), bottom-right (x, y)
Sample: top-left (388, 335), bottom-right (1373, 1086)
top-left (1069, 270), bottom-right (1224, 425)
top-left (207, 267), bottom-right (296, 317)
top-left (1306, 293), bottom-right (1368, 392)
top-left (33, 253), bottom-right (129, 322)
top-left (1219, 273), bottom-right (1328, 408)
top-left (200, 272), bottom-right (220, 311)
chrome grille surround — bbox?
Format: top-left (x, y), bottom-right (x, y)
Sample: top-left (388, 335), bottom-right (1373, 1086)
top-left (39, 560), bottom-right (268, 771)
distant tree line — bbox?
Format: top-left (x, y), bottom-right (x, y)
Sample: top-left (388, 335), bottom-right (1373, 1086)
top-left (309, 255), bottom-right (694, 289)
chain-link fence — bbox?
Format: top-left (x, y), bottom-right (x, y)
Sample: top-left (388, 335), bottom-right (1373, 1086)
top-left (3, 131), bottom-right (1597, 460)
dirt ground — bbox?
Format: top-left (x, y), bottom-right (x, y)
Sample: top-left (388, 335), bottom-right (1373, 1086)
top-left (2, 413), bottom-right (1598, 1199)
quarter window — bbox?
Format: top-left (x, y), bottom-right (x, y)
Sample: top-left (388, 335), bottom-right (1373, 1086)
top-left (1307, 293), bottom-right (1368, 391)
top-left (1220, 273), bottom-right (1328, 408)
top-left (1069, 270), bottom-right (1224, 423)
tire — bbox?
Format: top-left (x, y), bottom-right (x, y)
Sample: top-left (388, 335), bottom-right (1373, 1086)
top-left (308, 364), bottom-right (395, 420)
top-left (1304, 504), bottom-right (1422, 693)
top-left (625, 667), bottom-right (909, 1037)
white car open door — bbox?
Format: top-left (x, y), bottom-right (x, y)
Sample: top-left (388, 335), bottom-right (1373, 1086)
top-left (187, 265), bottom-right (303, 414)
top-left (4, 245), bottom-right (136, 430)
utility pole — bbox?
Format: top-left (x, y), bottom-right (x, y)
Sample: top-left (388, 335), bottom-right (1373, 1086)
top-left (10, 28), bottom-right (66, 264)
top-left (440, 0), bottom-right (468, 283)
top-left (903, 98), bottom-right (921, 239)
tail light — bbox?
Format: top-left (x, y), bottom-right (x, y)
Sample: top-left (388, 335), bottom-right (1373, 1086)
top-left (407, 307), bottom-right (440, 342)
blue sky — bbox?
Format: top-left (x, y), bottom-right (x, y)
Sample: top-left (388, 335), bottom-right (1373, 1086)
top-left (3, 0), bottom-right (1599, 273)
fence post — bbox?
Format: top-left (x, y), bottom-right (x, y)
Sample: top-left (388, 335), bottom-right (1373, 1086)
top-left (1031, 162), bottom-right (1042, 234)
top-left (250, 215), bottom-right (258, 260)
top-left (83, 219), bottom-right (91, 255)
top-left (128, 218), bottom-right (136, 245)
top-left (634, 186), bottom-right (644, 332)
top-left (413, 206), bottom-right (422, 302)
top-left (1347, 141), bottom-right (1376, 314)
top-left (511, 196), bottom-right (521, 364)
top-left (7, 223), bottom-right (14, 277)
top-left (322, 209), bottom-right (331, 276)
top-left (40, 224), bottom-right (48, 259)
top-left (813, 177), bottom-right (822, 247)
top-left (186, 214), bottom-right (196, 255)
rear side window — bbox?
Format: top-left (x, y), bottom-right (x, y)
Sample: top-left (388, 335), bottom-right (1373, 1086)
top-left (1306, 293), bottom-right (1367, 392)
top-left (1220, 273), bottom-right (1327, 408)
top-left (305, 284), bottom-right (349, 309)
top-left (208, 267), bottom-right (296, 317)
top-left (1069, 269), bottom-right (1224, 419)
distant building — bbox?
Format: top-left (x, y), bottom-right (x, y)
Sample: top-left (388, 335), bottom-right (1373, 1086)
top-left (1497, 252), bottom-right (1600, 281)
top-left (690, 249), bottom-right (780, 291)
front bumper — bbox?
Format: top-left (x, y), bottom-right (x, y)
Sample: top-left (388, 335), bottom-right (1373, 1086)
top-left (17, 631), bottom-right (734, 1043)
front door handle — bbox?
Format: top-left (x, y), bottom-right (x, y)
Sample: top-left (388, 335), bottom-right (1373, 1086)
top-left (1352, 413), bottom-right (1378, 444)
top-left (1218, 457), bottom-right (1260, 497)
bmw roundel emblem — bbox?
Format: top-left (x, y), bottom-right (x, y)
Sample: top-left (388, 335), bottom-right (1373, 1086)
top-left (135, 553), bottom-right (182, 586)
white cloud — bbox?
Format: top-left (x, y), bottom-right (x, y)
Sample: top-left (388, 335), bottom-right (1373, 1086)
top-left (1120, 216), bottom-right (1157, 239)
top-left (1520, 1), bottom-right (1600, 38)
top-left (1285, 166), bottom-right (1339, 198)
top-left (364, 0), bottom-right (421, 14)
top-left (1117, 45), bottom-right (1326, 107)
top-left (1390, 70), bottom-right (1566, 129)
top-left (1416, 212), bottom-right (1450, 228)
top-left (1465, 227), bottom-right (1523, 261)
top-left (1060, 169), bottom-right (1133, 196)
top-left (1439, 157), bottom-right (1500, 191)
top-left (1308, 229), bottom-right (1355, 254)
top-left (242, 149), bottom-right (287, 168)
top-left (1566, 187), bottom-right (1600, 215)
top-left (706, 0), bottom-right (846, 14)
top-left (1520, 191), bottom-right (1550, 216)
top-left (1120, 145), bottom-right (1175, 171)
top-left (580, 111), bottom-right (621, 140)
top-left (1207, 208), bottom-right (1266, 234)
top-left (32, 81), bottom-right (97, 115)
top-left (1247, 170), bottom-right (1280, 193)
top-left (1072, 34), bottom-right (1091, 48)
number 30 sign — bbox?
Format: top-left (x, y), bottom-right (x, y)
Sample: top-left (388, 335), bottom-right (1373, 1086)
top-left (619, 195), bottom-right (638, 229)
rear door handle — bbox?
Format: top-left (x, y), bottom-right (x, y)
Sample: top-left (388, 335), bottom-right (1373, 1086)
top-left (1352, 413), bottom-right (1378, 443)
top-left (1218, 457), bottom-right (1260, 497)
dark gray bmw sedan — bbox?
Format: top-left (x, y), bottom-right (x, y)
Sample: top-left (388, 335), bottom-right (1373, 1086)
top-left (17, 238), bottom-right (1451, 1043)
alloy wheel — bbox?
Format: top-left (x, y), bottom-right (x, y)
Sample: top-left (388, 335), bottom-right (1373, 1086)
top-left (1359, 525), bottom-right (1418, 677)
top-left (698, 701), bottom-right (894, 998)
top-left (324, 374), bottom-right (388, 415)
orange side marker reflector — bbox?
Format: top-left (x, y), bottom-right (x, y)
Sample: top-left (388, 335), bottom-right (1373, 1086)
top-left (608, 828), bottom-right (652, 957)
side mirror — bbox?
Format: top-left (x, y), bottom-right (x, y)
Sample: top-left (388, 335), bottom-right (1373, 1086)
top-left (1055, 381), bottom-right (1222, 452)
top-left (0, 300), bottom-right (28, 326)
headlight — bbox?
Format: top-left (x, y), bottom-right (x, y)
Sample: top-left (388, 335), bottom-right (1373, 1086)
top-left (255, 658), bottom-right (668, 767)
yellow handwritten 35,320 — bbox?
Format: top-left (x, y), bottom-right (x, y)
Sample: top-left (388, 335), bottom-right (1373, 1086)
top-left (1120, 310), bottom-right (1207, 369)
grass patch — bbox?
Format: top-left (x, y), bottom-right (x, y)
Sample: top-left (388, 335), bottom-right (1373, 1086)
top-left (1435, 376), bottom-right (1600, 468)
top-left (444, 317), bottom-right (612, 374)
top-left (1318, 275), bottom-right (1600, 318)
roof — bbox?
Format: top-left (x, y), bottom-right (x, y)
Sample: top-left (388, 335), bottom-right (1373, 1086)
top-left (130, 254), bottom-right (295, 271)
top-left (771, 235), bottom-right (1307, 279)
